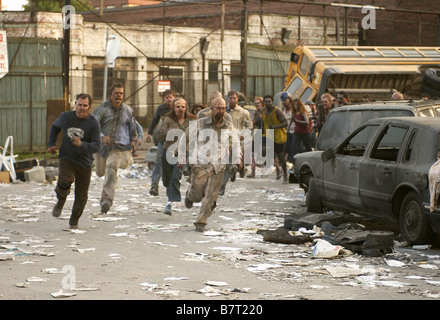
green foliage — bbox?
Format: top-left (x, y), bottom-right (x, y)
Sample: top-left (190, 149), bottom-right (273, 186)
top-left (15, 152), bottom-right (56, 161)
top-left (23, 0), bottom-right (92, 12)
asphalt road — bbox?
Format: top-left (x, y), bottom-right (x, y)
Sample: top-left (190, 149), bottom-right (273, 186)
top-left (1, 160), bottom-right (440, 306)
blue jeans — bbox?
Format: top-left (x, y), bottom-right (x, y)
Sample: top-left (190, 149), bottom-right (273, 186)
top-left (162, 149), bottom-right (184, 202)
top-left (151, 141), bottom-right (164, 186)
top-left (289, 132), bottom-right (312, 163)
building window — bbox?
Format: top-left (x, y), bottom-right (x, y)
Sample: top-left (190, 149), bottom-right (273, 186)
top-left (209, 61), bottom-right (220, 82)
top-left (167, 67), bottom-right (184, 94)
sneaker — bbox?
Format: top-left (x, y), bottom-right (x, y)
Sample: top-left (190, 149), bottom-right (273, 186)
top-left (100, 201), bottom-right (110, 214)
top-left (184, 190), bottom-right (193, 209)
top-left (149, 185), bottom-right (159, 196)
top-left (52, 198), bottom-right (66, 217)
top-left (194, 223), bottom-right (206, 232)
top-left (164, 203), bottom-right (172, 216)
top-left (239, 167), bottom-right (245, 178)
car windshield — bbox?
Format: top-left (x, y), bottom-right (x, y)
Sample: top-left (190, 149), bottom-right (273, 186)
top-left (317, 109), bottom-right (414, 150)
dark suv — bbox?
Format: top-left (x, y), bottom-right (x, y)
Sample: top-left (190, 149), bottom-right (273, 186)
top-left (294, 117), bottom-right (440, 244)
top-left (316, 99), bottom-right (440, 151)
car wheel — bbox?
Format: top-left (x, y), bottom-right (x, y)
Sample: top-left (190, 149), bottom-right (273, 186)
top-left (306, 177), bottom-right (323, 213)
top-left (399, 191), bottom-right (434, 244)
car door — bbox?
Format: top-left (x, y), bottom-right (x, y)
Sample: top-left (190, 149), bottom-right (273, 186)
top-left (323, 124), bottom-right (381, 212)
top-left (359, 124), bottom-right (409, 217)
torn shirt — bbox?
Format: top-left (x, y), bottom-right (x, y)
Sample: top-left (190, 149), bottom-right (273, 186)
top-left (429, 159), bottom-right (440, 212)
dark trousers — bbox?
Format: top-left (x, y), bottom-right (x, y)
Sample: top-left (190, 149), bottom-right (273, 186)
top-left (161, 149), bottom-right (184, 202)
top-left (55, 158), bottom-right (92, 226)
top-left (288, 132), bottom-right (312, 163)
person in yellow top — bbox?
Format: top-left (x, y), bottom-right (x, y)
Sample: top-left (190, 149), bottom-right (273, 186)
top-left (261, 95), bottom-right (288, 183)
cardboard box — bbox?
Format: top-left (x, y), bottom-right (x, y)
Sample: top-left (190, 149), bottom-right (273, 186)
top-left (14, 158), bottom-right (39, 182)
top-left (0, 171), bottom-right (10, 184)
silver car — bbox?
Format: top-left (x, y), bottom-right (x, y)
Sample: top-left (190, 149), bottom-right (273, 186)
top-left (294, 117), bottom-right (440, 244)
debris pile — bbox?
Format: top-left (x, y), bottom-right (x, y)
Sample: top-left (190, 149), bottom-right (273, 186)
top-left (256, 213), bottom-right (396, 257)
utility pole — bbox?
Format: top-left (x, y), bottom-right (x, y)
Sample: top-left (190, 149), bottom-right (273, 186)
top-left (241, 0), bottom-right (248, 97)
top-left (103, 29), bottom-right (109, 102)
top-left (64, 0), bottom-right (71, 111)
top-left (221, 0), bottom-right (225, 96)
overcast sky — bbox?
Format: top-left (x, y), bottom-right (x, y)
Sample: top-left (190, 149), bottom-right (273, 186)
top-left (2, 0), bottom-right (26, 11)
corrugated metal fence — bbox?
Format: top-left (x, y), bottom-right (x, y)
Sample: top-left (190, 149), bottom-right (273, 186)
top-left (0, 38), bottom-right (64, 152)
top-left (247, 46), bottom-right (291, 100)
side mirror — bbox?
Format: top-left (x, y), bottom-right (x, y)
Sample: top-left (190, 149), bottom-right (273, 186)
top-left (321, 148), bottom-right (335, 162)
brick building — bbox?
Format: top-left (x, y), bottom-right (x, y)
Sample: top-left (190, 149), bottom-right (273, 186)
top-left (82, 0), bottom-right (440, 46)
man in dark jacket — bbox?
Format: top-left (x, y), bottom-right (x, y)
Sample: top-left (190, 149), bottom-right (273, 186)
top-left (48, 93), bottom-right (101, 229)
top-left (146, 89), bottom-right (175, 196)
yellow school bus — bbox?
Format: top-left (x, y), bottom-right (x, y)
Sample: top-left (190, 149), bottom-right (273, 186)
top-left (283, 46), bottom-right (440, 103)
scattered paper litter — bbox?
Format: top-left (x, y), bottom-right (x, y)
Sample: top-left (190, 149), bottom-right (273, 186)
top-left (51, 289), bottom-right (77, 298)
top-left (326, 266), bottom-right (366, 278)
top-left (405, 275), bottom-right (429, 280)
top-left (212, 247), bottom-right (241, 251)
top-left (198, 285), bottom-right (223, 297)
top-left (42, 268), bottom-right (62, 274)
top-left (205, 281), bottom-right (228, 287)
top-left (423, 290), bottom-right (440, 298)
top-left (246, 263), bottom-right (282, 273)
top-left (156, 289), bottom-right (180, 297)
top-left (139, 282), bottom-right (159, 290)
top-left (310, 285), bottom-right (329, 289)
top-left (312, 239), bottom-right (342, 258)
top-left (203, 231), bottom-right (224, 237)
top-left (0, 252), bottom-right (15, 261)
top-left (385, 259), bottom-right (406, 267)
top-left (26, 276), bottom-right (48, 282)
top-left (93, 217), bottom-right (127, 222)
top-left (418, 264), bottom-right (438, 270)
top-left (70, 229), bottom-right (87, 234)
top-left (70, 287), bottom-right (100, 291)
top-left (374, 280), bottom-right (411, 288)
top-left (74, 248), bottom-right (96, 253)
top-left (109, 232), bottom-right (129, 237)
top-left (164, 276), bottom-right (189, 281)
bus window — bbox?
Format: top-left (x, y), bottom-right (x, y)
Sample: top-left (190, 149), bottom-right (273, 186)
top-left (400, 49), bottom-right (423, 57)
top-left (331, 49), bottom-right (361, 57)
top-left (420, 49), bottom-right (440, 57)
top-left (300, 87), bottom-right (313, 102)
top-left (357, 49), bottom-right (382, 57)
top-left (286, 77), bottom-right (302, 96)
top-left (300, 54), bottom-right (309, 76)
